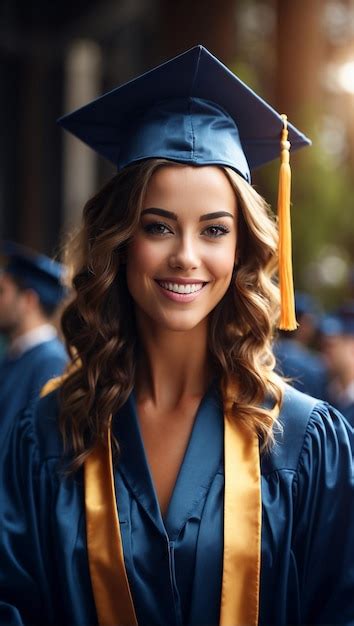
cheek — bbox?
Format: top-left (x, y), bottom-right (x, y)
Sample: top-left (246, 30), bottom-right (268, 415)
top-left (127, 237), bottom-right (162, 274)
top-left (208, 240), bottom-right (236, 279)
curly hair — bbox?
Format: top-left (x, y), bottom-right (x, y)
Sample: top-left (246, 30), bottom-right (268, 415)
top-left (60, 159), bottom-right (283, 470)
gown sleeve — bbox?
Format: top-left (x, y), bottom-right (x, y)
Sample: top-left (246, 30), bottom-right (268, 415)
top-left (293, 403), bottom-right (354, 624)
top-left (0, 403), bottom-right (56, 625)
top-left (27, 344), bottom-right (68, 402)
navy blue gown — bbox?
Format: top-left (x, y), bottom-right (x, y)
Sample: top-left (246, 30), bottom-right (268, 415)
top-left (0, 384), bottom-right (353, 625)
top-left (0, 338), bottom-right (68, 442)
top-left (322, 389), bottom-right (354, 428)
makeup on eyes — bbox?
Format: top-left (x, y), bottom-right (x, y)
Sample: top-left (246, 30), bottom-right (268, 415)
top-left (142, 220), bottom-right (231, 238)
top-left (140, 207), bottom-right (234, 239)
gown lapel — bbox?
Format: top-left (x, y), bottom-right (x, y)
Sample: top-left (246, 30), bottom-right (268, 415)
top-left (164, 387), bottom-right (223, 540)
top-left (113, 393), bottom-right (166, 536)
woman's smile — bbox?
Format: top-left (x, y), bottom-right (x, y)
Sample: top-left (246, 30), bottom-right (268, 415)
top-left (155, 278), bottom-right (208, 302)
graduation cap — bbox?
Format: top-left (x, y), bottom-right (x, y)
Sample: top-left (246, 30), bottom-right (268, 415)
top-left (320, 304), bottom-right (354, 337)
top-left (58, 45), bottom-right (311, 330)
top-left (294, 291), bottom-right (322, 320)
top-left (319, 315), bottom-right (345, 337)
top-left (1, 241), bottom-right (67, 310)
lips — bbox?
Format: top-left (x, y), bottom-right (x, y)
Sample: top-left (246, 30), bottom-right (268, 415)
top-left (154, 279), bottom-right (208, 302)
top-left (156, 281), bottom-right (205, 294)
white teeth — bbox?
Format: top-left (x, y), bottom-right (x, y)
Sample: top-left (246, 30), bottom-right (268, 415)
top-left (158, 281), bottom-right (204, 294)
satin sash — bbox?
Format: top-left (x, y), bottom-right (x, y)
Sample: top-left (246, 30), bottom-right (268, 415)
top-left (85, 434), bottom-right (138, 626)
top-left (220, 416), bottom-right (261, 626)
top-left (85, 415), bottom-right (261, 626)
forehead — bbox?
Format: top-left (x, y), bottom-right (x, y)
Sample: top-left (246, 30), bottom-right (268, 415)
top-left (142, 165), bottom-right (237, 215)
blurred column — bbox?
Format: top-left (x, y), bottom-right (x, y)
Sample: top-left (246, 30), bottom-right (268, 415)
top-left (62, 40), bottom-right (102, 231)
top-left (18, 58), bottom-right (47, 250)
top-left (155, 0), bottom-right (237, 64)
top-left (275, 0), bottom-right (325, 119)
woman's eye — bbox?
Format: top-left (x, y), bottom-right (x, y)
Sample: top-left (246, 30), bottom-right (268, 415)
top-left (203, 224), bottom-right (230, 238)
top-left (143, 222), bottom-right (172, 236)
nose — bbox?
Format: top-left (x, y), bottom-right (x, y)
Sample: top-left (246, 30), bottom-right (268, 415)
top-left (168, 234), bottom-right (201, 271)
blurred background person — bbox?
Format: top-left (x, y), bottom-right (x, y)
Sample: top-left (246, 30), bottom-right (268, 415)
top-left (320, 305), bottom-right (354, 424)
top-left (0, 242), bottom-right (68, 439)
top-left (274, 291), bottom-right (328, 398)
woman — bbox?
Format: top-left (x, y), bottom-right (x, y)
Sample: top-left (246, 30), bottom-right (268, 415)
top-left (1, 46), bottom-right (353, 626)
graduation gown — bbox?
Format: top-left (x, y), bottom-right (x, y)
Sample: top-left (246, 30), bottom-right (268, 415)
top-left (0, 384), bottom-right (353, 625)
top-left (0, 338), bottom-right (68, 442)
top-left (322, 388), bottom-right (354, 428)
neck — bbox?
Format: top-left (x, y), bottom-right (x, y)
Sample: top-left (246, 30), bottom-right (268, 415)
top-left (336, 366), bottom-right (354, 389)
top-left (9, 317), bottom-right (49, 343)
top-left (135, 319), bottom-right (211, 410)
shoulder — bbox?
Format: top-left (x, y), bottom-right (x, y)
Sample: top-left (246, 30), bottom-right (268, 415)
top-left (262, 384), bottom-right (351, 475)
top-left (17, 388), bottom-right (65, 462)
top-left (30, 338), bottom-right (68, 364)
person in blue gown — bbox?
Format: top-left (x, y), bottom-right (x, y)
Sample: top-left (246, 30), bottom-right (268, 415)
top-left (1, 46), bottom-right (353, 626)
top-left (0, 242), bottom-right (68, 441)
top-left (320, 307), bottom-right (354, 426)
top-left (274, 292), bottom-right (328, 398)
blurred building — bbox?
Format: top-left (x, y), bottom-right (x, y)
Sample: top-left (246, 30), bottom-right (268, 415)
top-left (0, 0), bottom-right (238, 256)
top-left (0, 0), bottom-right (157, 254)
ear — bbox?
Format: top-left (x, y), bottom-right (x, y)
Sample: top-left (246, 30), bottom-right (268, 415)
top-left (23, 288), bottom-right (41, 310)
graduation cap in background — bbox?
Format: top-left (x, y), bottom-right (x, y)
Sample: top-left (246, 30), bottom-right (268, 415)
top-left (58, 45), bottom-right (312, 330)
top-left (1, 241), bottom-right (67, 310)
top-left (294, 291), bottom-right (321, 318)
top-left (320, 303), bottom-right (354, 337)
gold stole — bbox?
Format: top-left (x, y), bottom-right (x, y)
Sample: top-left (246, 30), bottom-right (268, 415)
top-left (84, 416), bottom-right (261, 626)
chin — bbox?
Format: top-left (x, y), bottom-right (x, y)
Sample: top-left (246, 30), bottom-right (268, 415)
top-left (151, 311), bottom-right (208, 333)
top-left (162, 321), bottom-right (202, 333)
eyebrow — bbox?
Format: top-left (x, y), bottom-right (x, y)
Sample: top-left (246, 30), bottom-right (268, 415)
top-left (141, 208), bottom-right (234, 221)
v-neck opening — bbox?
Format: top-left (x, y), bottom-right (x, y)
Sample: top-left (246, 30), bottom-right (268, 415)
top-left (112, 385), bottom-right (223, 540)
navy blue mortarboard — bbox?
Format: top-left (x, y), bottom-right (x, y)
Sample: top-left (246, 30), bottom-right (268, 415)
top-left (319, 315), bottom-right (345, 337)
top-left (320, 305), bottom-right (354, 337)
top-left (58, 45), bottom-right (310, 182)
top-left (295, 291), bottom-right (320, 317)
top-left (1, 242), bottom-right (67, 310)
top-left (58, 45), bottom-right (311, 330)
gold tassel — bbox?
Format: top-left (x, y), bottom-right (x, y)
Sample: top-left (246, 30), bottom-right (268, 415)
top-left (277, 114), bottom-right (297, 331)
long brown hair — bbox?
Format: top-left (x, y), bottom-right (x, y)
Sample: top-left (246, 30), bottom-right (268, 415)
top-left (60, 159), bottom-right (283, 470)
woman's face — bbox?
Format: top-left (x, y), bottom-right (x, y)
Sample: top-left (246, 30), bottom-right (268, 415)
top-left (126, 165), bottom-right (237, 333)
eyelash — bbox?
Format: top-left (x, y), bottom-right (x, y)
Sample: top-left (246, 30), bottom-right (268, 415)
top-left (142, 221), bottom-right (231, 238)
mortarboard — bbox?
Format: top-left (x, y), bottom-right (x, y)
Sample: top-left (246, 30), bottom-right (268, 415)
top-left (320, 305), bottom-right (354, 337)
top-left (1, 241), bottom-right (67, 309)
top-left (58, 45), bottom-right (311, 330)
top-left (319, 315), bottom-right (345, 337)
top-left (294, 291), bottom-right (320, 318)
